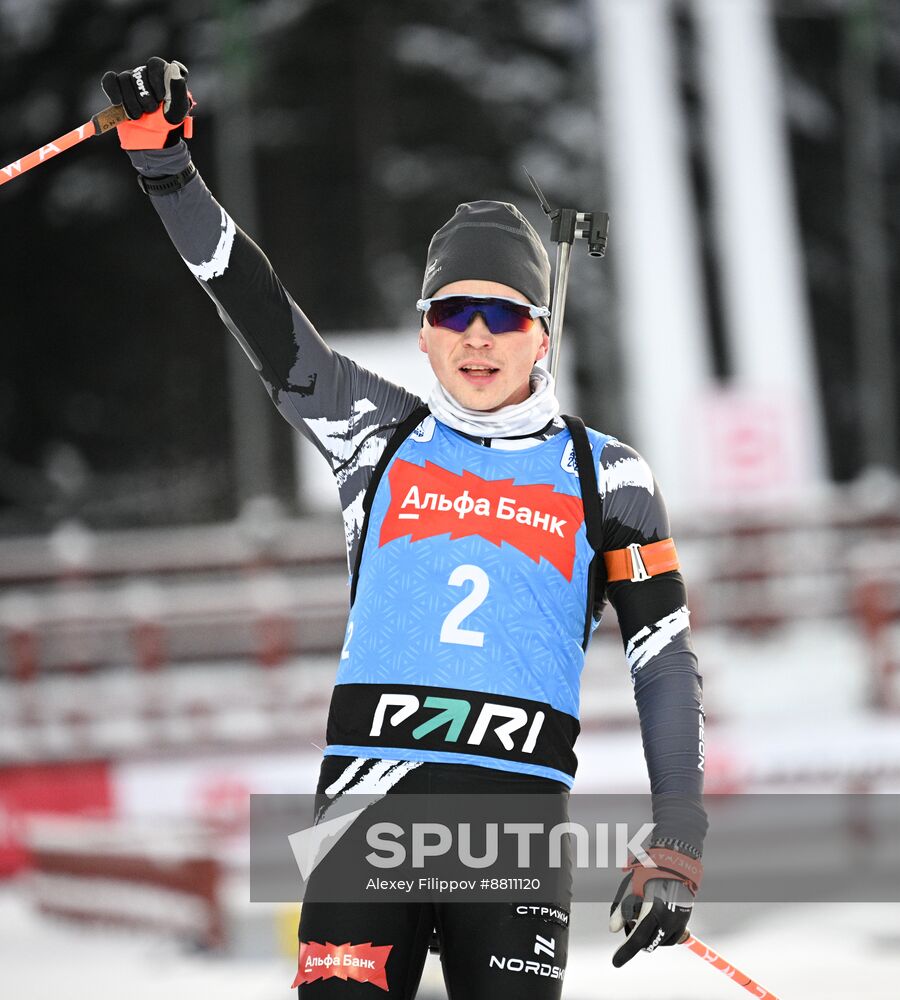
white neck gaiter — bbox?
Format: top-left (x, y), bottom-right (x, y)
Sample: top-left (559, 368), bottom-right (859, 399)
top-left (428, 366), bottom-right (560, 438)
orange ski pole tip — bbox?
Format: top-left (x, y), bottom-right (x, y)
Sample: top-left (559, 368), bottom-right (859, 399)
top-left (681, 932), bottom-right (781, 1000)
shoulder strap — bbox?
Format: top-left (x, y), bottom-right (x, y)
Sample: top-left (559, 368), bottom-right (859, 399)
top-left (561, 414), bottom-right (605, 650)
top-left (561, 414), bottom-right (603, 552)
top-left (349, 404), bottom-right (431, 607)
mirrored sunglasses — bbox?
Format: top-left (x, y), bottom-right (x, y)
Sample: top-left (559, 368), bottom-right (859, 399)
top-left (416, 294), bottom-right (550, 334)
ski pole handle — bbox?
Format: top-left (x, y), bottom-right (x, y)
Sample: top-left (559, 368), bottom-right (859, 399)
top-left (0, 103), bottom-right (127, 187)
top-left (91, 103), bottom-right (129, 134)
top-left (681, 932), bottom-right (780, 999)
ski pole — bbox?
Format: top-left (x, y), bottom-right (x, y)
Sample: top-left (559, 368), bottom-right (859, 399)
top-left (0, 104), bottom-right (128, 187)
top-left (523, 168), bottom-right (609, 381)
top-left (681, 932), bottom-right (781, 999)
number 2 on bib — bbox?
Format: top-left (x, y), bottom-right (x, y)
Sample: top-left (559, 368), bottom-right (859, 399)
top-left (439, 564), bottom-right (489, 648)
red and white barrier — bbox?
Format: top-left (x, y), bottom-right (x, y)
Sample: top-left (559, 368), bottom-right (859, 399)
top-left (26, 816), bottom-right (223, 949)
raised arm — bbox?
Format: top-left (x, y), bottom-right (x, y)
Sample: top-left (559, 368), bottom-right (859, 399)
top-left (103, 59), bottom-right (424, 562)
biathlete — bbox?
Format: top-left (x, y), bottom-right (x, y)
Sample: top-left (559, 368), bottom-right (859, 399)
top-left (101, 57), bottom-right (707, 999)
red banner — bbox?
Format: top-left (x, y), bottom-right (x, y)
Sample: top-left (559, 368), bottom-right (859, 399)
top-left (293, 941), bottom-right (392, 991)
top-left (0, 761), bottom-right (113, 877)
top-left (380, 460), bottom-right (584, 581)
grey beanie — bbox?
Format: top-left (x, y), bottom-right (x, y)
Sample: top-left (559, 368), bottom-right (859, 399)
top-left (421, 200), bottom-right (551, 307)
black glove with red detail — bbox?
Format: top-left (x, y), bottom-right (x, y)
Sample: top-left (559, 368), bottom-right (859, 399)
top-left (101, 57), bottom-right (192, 149)
top-left (609, 846), bottom-right (703, 968)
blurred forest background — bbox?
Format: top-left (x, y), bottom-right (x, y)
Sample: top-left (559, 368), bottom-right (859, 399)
top-left (1, 0), bottom-right (898, 533)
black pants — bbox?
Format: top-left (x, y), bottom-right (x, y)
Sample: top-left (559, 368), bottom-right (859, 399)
top-left (297, 757), bottom-right (571, 999)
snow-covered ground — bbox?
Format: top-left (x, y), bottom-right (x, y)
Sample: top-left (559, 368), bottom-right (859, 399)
top-left (4, 884), bottom-right (900, 999)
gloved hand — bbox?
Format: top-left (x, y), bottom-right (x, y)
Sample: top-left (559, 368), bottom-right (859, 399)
top-left (609, 846), bottom-right (702, 967)
top-left (101, 57), bottom-right (193, 149)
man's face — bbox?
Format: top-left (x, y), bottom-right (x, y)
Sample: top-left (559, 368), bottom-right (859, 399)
top-left (418, 279), bottom-right (550, 411)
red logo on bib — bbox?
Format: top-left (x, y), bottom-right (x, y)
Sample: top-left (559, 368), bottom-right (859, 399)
top-left (292, 940), bottom-right (392, 991)
top-left (379, 460), bottom-right (585, 581)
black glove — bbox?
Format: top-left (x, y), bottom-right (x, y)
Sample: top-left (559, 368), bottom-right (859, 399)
top-left (609, 846), bottom-right (702, 968)
top-left (101, 58), bottom-right (191, 149)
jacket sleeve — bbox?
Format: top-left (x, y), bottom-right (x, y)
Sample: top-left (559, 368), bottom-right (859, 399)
top-left (598, 439), bottom-right (707, 857)
top-left (125, 142), bottom-right (424, 565)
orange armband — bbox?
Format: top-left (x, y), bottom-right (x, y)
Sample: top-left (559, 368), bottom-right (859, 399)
top-left (603, 537), bottom-right (679, 583)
